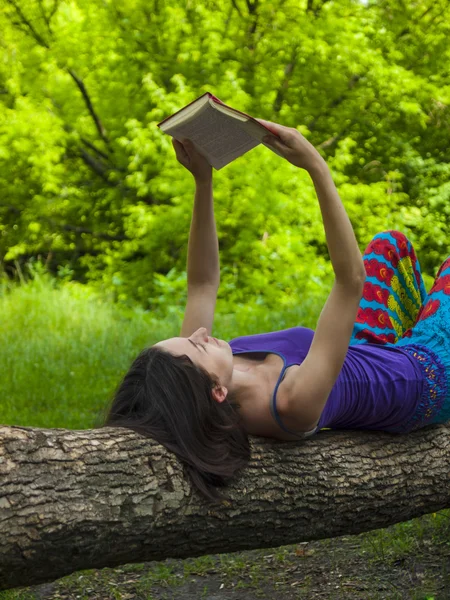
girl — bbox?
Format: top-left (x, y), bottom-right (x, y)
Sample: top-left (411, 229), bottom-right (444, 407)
top-left (102, 121), bottom-right (450, 504)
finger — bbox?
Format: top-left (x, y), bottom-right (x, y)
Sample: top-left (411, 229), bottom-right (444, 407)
top-left (263, 135), bottom-right (285, 152)
top-left (172, 138), bottom-right (183, 154)
top-left (256, 118), bottom-right (281, 136)
top-left (173, 138), bottom-right (188, 158)
top-left (181, 138), bottom-right (196, 154)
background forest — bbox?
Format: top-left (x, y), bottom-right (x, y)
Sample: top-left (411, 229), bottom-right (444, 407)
top-left (1, 0), bottom-right (449, 321)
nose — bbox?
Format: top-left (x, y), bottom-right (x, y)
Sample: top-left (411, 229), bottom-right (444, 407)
top-left (194, 327), bottom-right (208, 341)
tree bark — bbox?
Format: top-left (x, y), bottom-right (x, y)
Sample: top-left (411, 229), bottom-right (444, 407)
top-left (1, 423), bottom-right (449, 590)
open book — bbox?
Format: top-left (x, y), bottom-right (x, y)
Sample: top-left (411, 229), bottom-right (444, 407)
top-left (157, 92), bottom-right (283, 170)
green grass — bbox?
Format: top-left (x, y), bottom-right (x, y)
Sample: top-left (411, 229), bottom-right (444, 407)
top-left (0, 269), bottom-right (159, 429)
top-left (360, 511), bottom-right (450, 563)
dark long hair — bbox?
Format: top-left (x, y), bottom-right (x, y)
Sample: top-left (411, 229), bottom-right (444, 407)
top-left (101, 345), bottom-right (251, 504)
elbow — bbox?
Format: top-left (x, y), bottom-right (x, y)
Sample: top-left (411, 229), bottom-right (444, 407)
top-left (335, 271), bottom-right (366, 291)
top-left (354, 270), bottom-right (367, 289)
top-left (354, 261), bottom-right (367, 286)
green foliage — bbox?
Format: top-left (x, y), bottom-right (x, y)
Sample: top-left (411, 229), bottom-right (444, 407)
top-left (0, 0), bottom-right (449, 313)
top-left (0, 265), bottom-right (156, 429)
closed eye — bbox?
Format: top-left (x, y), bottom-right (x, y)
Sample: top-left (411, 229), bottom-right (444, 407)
top-left (188, 339), bottom-right (207, 352)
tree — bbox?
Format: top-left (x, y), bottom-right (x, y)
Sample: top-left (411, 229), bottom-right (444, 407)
top-left (1, 422), bottom-right (449, 590)
top-left (0, 0), bottom-right (449, 314)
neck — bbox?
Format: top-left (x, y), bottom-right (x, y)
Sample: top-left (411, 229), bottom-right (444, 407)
top-left (229, 365), bottom-right (265, 411)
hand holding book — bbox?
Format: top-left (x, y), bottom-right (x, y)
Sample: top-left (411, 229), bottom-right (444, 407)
top-left (172, 138), bottom-right (212, 182)
top-left (256, 119), bottom-right (324, 173)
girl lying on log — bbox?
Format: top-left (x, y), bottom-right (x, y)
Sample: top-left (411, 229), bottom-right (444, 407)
top-left (102, 120), bottom-right (450, 504)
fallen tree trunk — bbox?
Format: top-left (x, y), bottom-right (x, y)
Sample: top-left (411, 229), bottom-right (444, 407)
top-left (1, 423), bottom-right (449, 590)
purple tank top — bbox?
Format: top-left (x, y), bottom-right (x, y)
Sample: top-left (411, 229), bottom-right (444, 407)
top-left (229, 327), bottom-right (424, 438)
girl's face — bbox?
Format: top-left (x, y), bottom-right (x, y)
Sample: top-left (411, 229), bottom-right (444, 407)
top-left (154, 328), bottom-right (234, 401)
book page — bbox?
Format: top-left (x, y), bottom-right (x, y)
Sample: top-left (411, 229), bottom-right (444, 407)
top-left (169, 106), bottom-right (260, 167)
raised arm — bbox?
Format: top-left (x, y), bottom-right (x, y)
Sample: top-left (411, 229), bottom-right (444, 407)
top-left (172, 138), bottom-right (220, 338)
top-left (260, 122), bottom-right (366, 433)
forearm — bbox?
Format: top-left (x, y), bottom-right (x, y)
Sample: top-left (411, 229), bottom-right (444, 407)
top-left (308, 157), bottom-right (365, 284)
top-left (187, 177), bottom-right (220, 288)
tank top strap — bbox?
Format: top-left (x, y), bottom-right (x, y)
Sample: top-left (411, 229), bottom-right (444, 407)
top-left (270, 364), bottom-right (318, 439)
